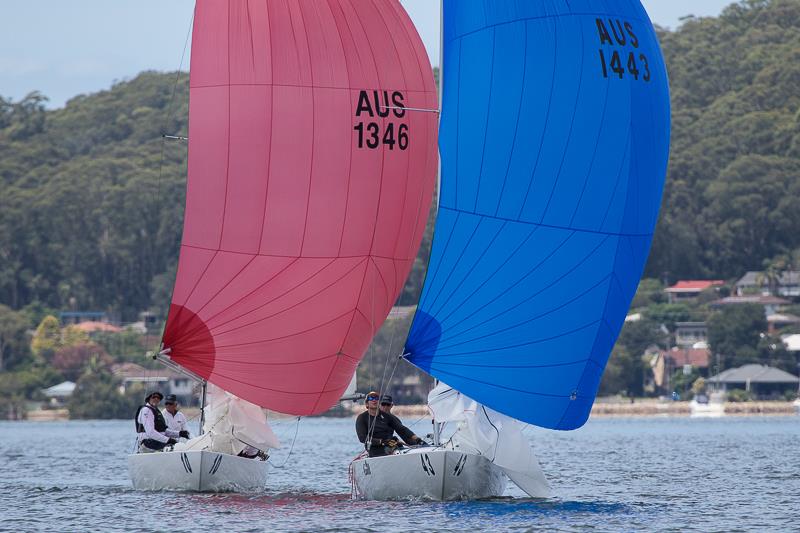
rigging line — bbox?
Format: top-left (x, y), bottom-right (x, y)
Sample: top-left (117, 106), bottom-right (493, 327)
top-left (162, 9), bottom-right (194, 135)
top-left (481, 406), bottom-right (500, 463)
top-left (367, 353), bottom-right (402, 447)
top-left (367, 325), bottom-right (400, 447)
top-left (269, 416), bottom-right (302, 468)
top-left (367, 278), bottom-right (396, 442)
top-left (149, 8), bottom-right (193, 355)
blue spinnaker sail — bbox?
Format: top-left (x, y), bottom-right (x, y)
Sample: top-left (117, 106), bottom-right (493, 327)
top-left (405, 0), bottom-right (670, 430)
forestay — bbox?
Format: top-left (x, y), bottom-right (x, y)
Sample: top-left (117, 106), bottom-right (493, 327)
top-left (405, 0), bottom-right (670, 430)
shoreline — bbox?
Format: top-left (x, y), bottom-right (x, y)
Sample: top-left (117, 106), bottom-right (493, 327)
top-left (15, 401), bottom-right (798, 422)
top-left (341, 400), bottom-right (798, 419)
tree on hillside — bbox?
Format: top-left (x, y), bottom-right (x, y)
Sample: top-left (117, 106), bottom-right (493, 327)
top-left (51, 343), bottom-right (113, 382)
top-left (645, 0), bottom-right (800, 280)
top-left (702, 155), bottom-right (800, 275)
top-left (599, 345), bottom-right (645, 397)
top-left (707, 304), bottom-right (767, 369)
top-left (0, 305), bottom-right (32, 371)
top-left (30, 315), bottom-right (61, 364)
top-left (1, 91), bottom-right (49, 141)
top-left (68, 370), bottom-right (141, 419)
top-left (643, 304), bottom-right (693, 332)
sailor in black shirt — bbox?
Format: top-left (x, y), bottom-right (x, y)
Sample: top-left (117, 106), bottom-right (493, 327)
top-left (355, 391), bottom-right (425, 457)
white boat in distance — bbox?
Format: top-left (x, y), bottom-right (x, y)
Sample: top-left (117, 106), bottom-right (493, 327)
top-left (690, 392), bottom-right (726, 418)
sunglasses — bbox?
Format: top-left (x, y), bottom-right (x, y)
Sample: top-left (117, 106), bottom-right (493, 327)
top-left (366, 396), bottom-right (379, 401)
top-left (380, 402), bottom-right (392, 407)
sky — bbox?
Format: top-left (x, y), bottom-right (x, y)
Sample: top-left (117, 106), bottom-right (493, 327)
top-left (1, 0), bottom-right (737, 109)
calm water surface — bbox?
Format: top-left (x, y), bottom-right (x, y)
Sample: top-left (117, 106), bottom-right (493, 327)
top-left (1, 416), bottom-right (798, 532)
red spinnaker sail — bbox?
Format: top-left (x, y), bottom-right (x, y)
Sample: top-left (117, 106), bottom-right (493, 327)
top-left (163, 0), bottom-right (438, 415)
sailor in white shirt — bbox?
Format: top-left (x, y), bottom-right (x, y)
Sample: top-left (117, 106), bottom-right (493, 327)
top-left (135, 391), bottom-right (180, 452)
top-left (162, 394), bottom-right (190, 440)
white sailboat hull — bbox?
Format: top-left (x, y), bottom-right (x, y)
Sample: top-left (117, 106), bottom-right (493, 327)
top-left (689, 400), bottom-right (726, 418)
top-left (128, 450), bottom-right (267, 492)
top-left (351, 447), bottom-right (506, 501)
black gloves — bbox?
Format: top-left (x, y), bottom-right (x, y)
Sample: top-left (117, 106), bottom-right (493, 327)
top-left (179, 430), bottom-right (190, 439)
top-left (166, 438), bottom-right (178, 446)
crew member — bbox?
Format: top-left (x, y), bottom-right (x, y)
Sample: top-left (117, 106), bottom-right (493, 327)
top-left (379, 394), bottom-right (394, 414)
top-left (356, 391), bottom-right (425, 457)
top-left (162, 394), bottom-right (190, 440)
top-left (135, 391), bottom-right (179, 452)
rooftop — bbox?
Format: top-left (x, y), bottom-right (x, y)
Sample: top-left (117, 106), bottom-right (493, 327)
top-left (767, 313), bottom-right (800, 324)
top-left (42, 381), bottom-right (76, 398)
top-left (70, 321), bottom-right (123, 333)
top-left (111, 362), bottom-right (182, 381)
top-left (711, 295), bottom-right (790, 306)
top-left (709, 364), bottom-right (799, 385)
top-left (782, 334), bottom-right (800, 351)
top-left (663, 347), bottom-right (710, 368)
top-left (736, 270), bottom-right (800, 286)
top-left (665, 280), bottom-right (724, 293)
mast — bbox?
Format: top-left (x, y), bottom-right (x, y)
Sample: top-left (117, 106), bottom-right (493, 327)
top-left (154, 348), bottom-right (208, 435)
top-left (431, 0), bottom-right (444, 448)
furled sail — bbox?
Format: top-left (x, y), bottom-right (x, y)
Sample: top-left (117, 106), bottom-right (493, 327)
top-left (163, 0), bottom-right (438, 416)
top-left (405, 0), bottom-right (670, 430)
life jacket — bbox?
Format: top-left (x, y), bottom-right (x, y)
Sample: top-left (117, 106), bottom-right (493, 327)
top-left (135, 404), bottom-right (168, 434)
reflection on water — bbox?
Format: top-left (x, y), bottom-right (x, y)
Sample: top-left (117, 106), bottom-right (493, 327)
top-left (1, 417), bottom-right (798, 532)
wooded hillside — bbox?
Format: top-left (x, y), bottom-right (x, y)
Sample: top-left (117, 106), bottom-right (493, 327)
top-left (1, 0), bottom-right (799, 322)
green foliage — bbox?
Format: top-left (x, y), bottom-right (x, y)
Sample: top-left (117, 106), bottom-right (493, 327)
top-left (0, 366), bottom-right (62, 399)
top-left (707, 304), bottom-right (767, 369)
top-left (643, 304), bottom-right (692, 331)
top-left (68, 370), bottom-right (142, 419)
top-left (691, 377), bottom-right (707, 396)
top-left (630, 278), bottom-right (666, 309)
top-left (617, 318), bottom-right (665, 359)
top-left (0, 73), bottom-right (189, 320)
top-left (726, 389), bottom-right (753, 402)
top-left (670, 367), bottom-right (702, 396)
top-left (51, 343), bottom-right (113, 382)
top-left (5, 2), bottom-right (800, 401)
top-left (30, 315), bottom-right (61, 363)
top-left (646, 0), bottom-right (800, 280)
top-left (0, 304), bottom-right (32, 371)
top-left (756, 334), bottom-right (796, 373)
top-left (599, 345), bottom-right (645, 397)
top-left (93, 329), bottom-right (149, 363)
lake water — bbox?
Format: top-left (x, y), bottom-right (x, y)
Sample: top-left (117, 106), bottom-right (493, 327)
top-left (1, 415), bottom-right (798, 532)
